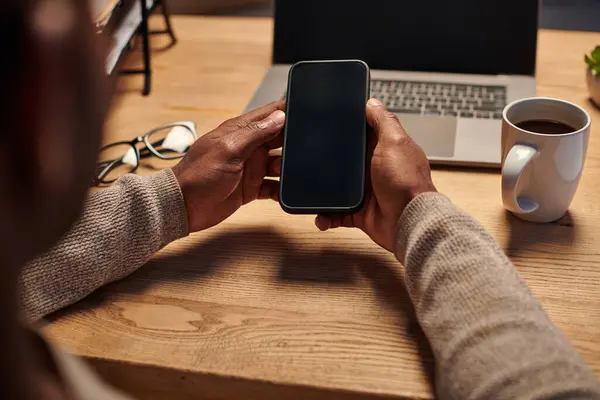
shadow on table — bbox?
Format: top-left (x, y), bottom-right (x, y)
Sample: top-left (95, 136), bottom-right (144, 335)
top-left (277, 236), bottom-right (435, 383)
top-left (48, 226), bottom-right (435, 387)
top-left (504, 210), bottom-right (577, 258)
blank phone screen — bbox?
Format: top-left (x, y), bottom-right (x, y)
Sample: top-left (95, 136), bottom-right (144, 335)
top-left (280, 61), bottom-right (368, 211)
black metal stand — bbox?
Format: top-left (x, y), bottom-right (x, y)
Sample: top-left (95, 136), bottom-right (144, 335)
top-left (151, 1), bottom-right (177, 42)
top-left (120, 0), bottom-right (176, 96)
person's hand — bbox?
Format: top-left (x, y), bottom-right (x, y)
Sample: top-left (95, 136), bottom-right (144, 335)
top-left (172, 101), bottom-right (285, 233)
top-left (315, 99), bottom-right (437, 252)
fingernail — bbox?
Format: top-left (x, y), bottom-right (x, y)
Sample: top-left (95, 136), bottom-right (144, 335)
top-left (368, 98), bottom-right (384, 107)
top-left (270, 110), bottom-right (286, 126)
top-left (257, 110), bottom-right (286, 130)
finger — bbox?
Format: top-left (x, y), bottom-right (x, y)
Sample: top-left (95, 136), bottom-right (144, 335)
top-left (242, 150), bottom-right (268, 205)
top-left (315, 214), bottom-right (354, 231)
top-left (266, 131), bottom-right (285, 150)
top-left (258, 179), bottom-right (280, 201)
top-left (340, 214), bottom-right (356, 228)
top-left (241, 100), bottom-right (286, 123)
top-left (231, 101), bottom-right (286, 151)
top-left (267, 156), bottom-right (282, 177)
top-left (226, 110), bottom-right (286, 161)
top-left (315, 215), bottom-right (332, 231)
top-left (330, 216), bottom-right (344, 229)
top-left (366, 98), bottom-right (409, 142)
top-left (332, 214), bottom-right (356, 229)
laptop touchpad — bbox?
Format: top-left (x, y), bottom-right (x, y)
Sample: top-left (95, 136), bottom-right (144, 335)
top-left (394, 114), bottom-right (457, 158)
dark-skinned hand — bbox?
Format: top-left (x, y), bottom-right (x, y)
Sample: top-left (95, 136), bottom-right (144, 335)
top-left (172, 101), bottom-right (285, 233)
top-left (315, 99), bottom-right (437, 252)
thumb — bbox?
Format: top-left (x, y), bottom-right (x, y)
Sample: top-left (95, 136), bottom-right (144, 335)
top-left (366, 98), bottom-right (408, 143)
top-left (235, 110), bottom-right (286, 160)
top-left (315, 214), bottom-right (357, 231)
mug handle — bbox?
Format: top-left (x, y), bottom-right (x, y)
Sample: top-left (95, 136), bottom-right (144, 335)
top-left (502, 144), bottom-right (539, 214)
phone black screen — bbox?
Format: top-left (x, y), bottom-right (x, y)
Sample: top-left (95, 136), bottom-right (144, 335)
top-left (280, 61), bottom-right (369, 213)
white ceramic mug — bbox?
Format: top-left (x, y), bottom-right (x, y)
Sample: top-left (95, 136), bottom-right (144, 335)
top-left (501, 97), bottom-right (592, 223)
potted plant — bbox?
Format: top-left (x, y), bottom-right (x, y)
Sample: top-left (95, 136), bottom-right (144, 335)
top-left (586, 46), bottom-right (600, 107)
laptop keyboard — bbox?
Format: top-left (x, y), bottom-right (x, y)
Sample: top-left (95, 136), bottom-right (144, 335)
top-left (371, 80), bottom-right (507, 119)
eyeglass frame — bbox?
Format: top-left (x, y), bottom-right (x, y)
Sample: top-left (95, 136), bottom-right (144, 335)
top-left (94, 121), bottom-right (197, 186)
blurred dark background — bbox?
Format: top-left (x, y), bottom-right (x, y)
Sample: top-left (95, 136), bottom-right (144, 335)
top-left (541, 0), bottom-right (600, 31)
top-left (169, 0), bottom-right (600, 32)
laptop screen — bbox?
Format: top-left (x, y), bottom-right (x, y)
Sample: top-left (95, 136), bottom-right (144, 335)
top-left (273, 0), bottom-right (538, 76)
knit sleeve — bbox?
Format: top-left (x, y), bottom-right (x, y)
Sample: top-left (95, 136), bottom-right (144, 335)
top-left (20, 169), bottom-right (189, 322)
top-left (395, 192), bottom-right (600, 399)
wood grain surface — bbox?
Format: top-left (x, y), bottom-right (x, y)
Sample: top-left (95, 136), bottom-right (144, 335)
top-left (44, 17), bottom-right (600, 399)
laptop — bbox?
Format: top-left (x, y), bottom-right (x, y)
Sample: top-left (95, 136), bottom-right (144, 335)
top-left (246, 0), bottom-right (539, 167)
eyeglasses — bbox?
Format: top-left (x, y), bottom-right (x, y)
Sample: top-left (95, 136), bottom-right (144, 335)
top-left (94, 121), bottom-right (197, 186)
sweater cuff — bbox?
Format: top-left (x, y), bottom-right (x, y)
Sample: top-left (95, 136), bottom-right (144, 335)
top-left (394, 192), bottom-right (456, 263)
top-left (142, 169), bottom-right (189, 245)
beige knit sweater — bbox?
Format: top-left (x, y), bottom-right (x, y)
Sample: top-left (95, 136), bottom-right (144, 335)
top-left (19, 169), bottom-right (600, 399)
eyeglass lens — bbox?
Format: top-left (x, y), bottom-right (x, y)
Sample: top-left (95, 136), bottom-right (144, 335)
top-left (146, 125), bottom-right (195, 159)
top-left (97, 143), bottom-right (139, 183)
top-left (95, 124), bottom-right (196, 185)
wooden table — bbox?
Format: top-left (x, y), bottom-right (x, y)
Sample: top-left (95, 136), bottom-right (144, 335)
top-left (44, 16), bottom-right (600, 400)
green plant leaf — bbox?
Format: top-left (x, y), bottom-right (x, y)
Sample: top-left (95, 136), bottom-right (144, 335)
top-left (593, 64), bottom-right (600, 76)
top-left (592, 46), bottom-right (600, 62)
top-left (586, 54), bottom-right (596, 66)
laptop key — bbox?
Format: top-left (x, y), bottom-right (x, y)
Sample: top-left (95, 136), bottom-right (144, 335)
top-left (444, 111), bottom-right (458, 117)
top-left (476, 104), bottom-right (498, 112)
top-left (460, 111), bottom-right (474, 118)
top-left (373, 79), bottom-right (508, 116)
top-left (493, 112), bottom-right (503, 119)
top-left (425, 110), bottom-right (442, 116)
top-left (393, 108), bottom-right (422, 114)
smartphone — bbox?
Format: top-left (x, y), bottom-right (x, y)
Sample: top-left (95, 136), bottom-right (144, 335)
top-left (279, 60), bottom-right (370, 214)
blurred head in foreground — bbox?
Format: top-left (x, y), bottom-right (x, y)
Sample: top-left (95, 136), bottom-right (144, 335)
top-left (0, 0), bottom-right (111, 264)
top-left (0, 1), bottom-right (112, 398)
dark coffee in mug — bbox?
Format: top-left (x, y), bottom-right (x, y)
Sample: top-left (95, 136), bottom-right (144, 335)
top-left (515, 119), bottom-right (576, 135)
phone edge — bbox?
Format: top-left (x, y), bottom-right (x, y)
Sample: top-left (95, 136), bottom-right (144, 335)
top-left (278, 60), bottom-right (371, 215)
